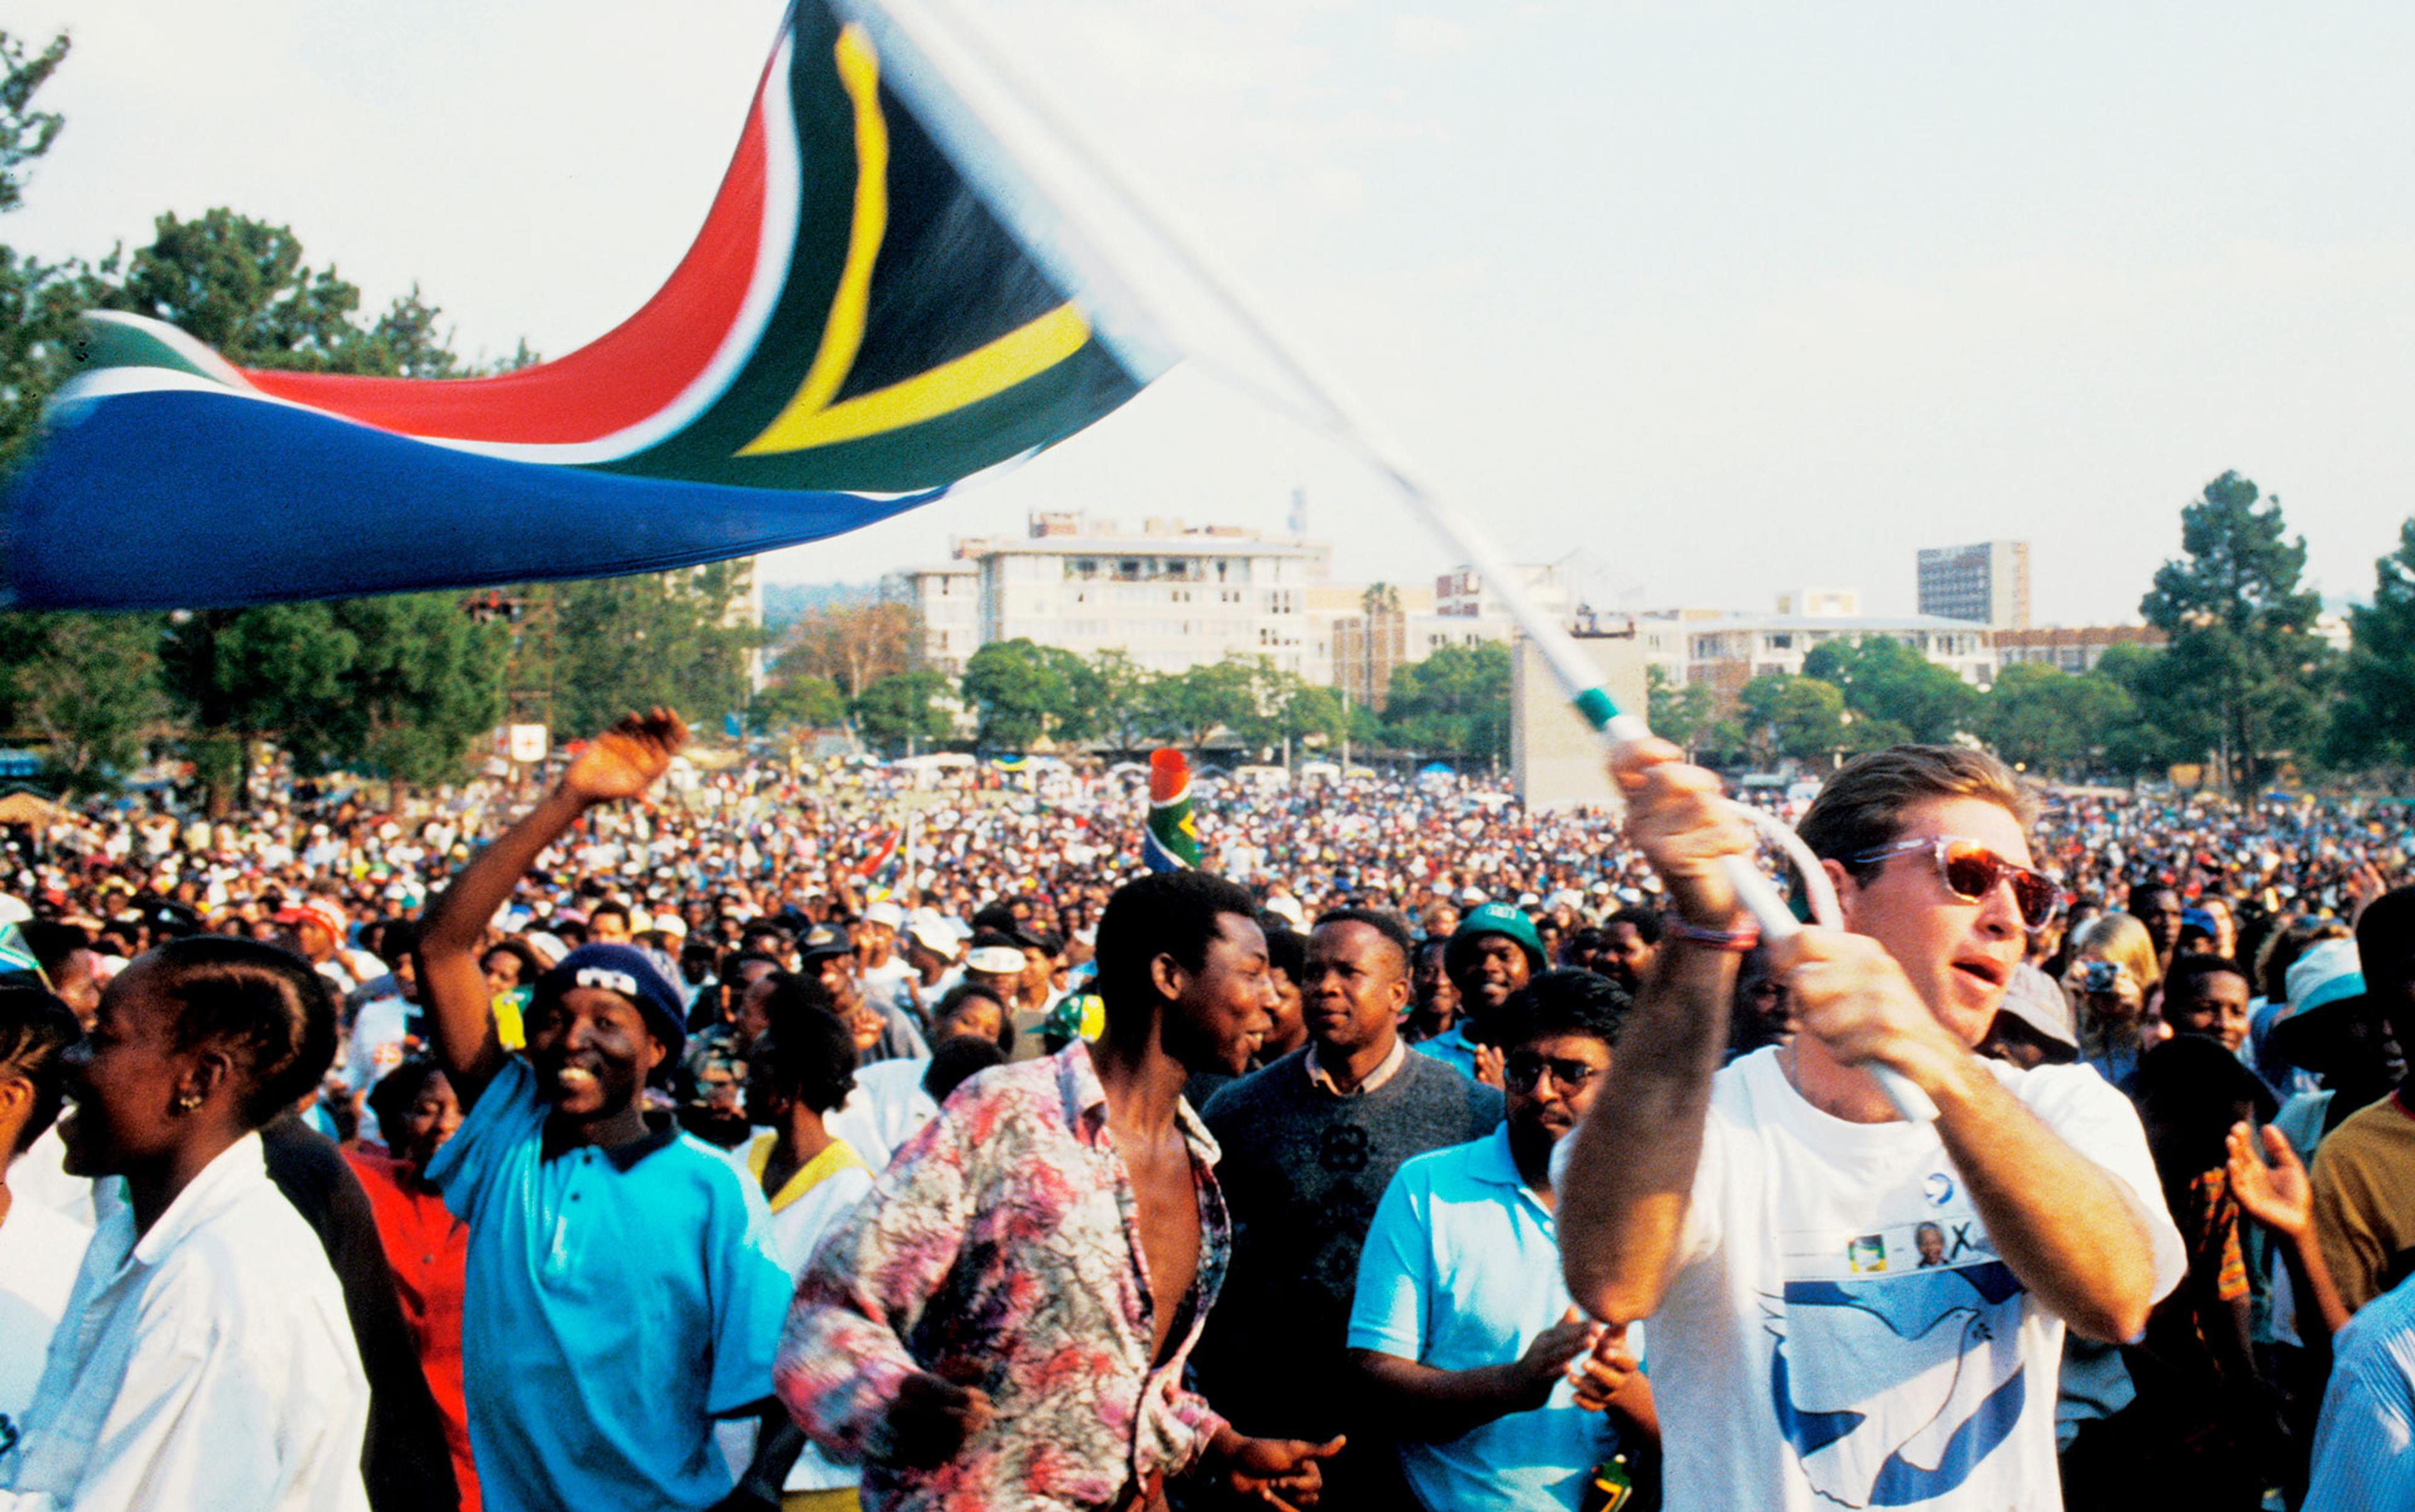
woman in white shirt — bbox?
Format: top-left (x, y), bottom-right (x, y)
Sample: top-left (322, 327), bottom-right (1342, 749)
top-left (0, 989), bottom-right (91, 1445)
top-left (824, 984), bottom-right (1012, 1172)
top-left (0, 936), bottom-right (370, 1512)
top-left (725, 1003), bottom-right (874, 1508)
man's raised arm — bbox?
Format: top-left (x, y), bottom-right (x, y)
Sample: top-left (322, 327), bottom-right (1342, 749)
top-left (415, 710), bottom-right (687, 1108)
top-left (1558, 740), bottom-right (1752, 1326)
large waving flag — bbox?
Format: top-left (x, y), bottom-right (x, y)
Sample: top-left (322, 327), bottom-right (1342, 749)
top-left (3, 0), bottom-right (1170, 611)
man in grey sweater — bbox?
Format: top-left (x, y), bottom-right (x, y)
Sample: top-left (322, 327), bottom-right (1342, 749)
top-left (1198, 907), bottom-right (1504, 1510)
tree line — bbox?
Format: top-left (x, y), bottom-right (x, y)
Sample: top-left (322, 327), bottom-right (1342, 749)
top-left (1654, 469), bottom-right (2415, 796)
top-left (755, 601), bottom-right (1517, 763)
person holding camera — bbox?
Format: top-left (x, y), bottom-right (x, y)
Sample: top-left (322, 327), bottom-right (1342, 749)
top-left (2065, 913), bottom-right (2163, 1090)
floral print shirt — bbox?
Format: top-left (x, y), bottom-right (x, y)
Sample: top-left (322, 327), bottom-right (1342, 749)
top-left (776, 1042), bottom-right (1231, 1510)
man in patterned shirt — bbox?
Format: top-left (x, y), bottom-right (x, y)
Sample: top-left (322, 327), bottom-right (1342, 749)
top-left (776, 869), bottom-right (1342, 1511)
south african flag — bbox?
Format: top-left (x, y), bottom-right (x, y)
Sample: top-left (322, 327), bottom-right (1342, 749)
top-left (1141, 748), bottom-right (1201, 874)
top-left (6, 0), bottom-right (1170, 611)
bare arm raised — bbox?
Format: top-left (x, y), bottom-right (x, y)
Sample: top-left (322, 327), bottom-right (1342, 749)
top-left (415, 709), bottom-right (687, 1108)
top-left (1558, 740), bottom-right (1752, 1326)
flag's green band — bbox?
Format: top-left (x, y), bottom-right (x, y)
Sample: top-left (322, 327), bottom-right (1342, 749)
top-left (1574, 687), bottom-right (1619, 731)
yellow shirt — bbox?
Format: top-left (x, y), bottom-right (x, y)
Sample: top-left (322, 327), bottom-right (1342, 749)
top-left (2310, 1091), bottom-right (2415, 1311)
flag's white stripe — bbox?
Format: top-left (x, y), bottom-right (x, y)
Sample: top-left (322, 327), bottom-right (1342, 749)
top-left (45, 362), bottom-right (1026, 508)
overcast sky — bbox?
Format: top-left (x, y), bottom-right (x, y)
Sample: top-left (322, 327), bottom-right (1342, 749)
top-left (15, 0), bottom-right (2415, 621)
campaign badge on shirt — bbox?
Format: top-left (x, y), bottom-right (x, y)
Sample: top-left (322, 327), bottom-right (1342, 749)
top-left (1768, 1183), bottom-right (2027, 1507)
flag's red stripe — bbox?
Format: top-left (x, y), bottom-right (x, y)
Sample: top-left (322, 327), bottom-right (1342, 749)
top-left (1149, 748), bottom-right (1189, 804)
top-left (241, 81), bottom-right (775, 445)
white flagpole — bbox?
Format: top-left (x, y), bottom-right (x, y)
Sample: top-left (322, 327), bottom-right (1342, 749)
top-left (901, 0), bottom-right (1935, 1120)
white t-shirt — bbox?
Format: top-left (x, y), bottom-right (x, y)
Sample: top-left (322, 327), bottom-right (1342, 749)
top-left (1623, 1048), bottom-right (2183, 1512)
top-left (0, 1134), bottom-right (368, 1511)
top-left (7, 1131), bottom-right (97, 1230)
top-left (719, 1135), bottom-right (874, 1494)
top-left (0, 1195), bottom-right (91, 1429)
top-left (828, 1057), bottom-right (941, 1174)
top-left (343, 997), bottom-right (412, 1098)
top-left (859, 957), bottom-right (920, 1022)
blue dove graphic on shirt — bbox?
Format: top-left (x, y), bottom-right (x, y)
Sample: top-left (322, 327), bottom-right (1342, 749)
top-left (1763, 1259), bottom-right (2028, 1508)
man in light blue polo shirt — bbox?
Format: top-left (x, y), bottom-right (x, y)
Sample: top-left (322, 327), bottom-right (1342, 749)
top-left (1351, 969), bottom-right (1655, 1510)
top-left (417, 710), bottom-right (801, 1512)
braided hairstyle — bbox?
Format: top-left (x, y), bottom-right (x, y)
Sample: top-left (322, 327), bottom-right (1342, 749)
top-left (152, 937), bottom-right (340, 1128)
top-left (0, 987), bottom-right (81, 1157)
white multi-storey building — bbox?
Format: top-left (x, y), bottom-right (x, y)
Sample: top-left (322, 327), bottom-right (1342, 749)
top-left (1434, 562), bottom-right (1577, 620)
top-left (1680, 594), bottom-right (1998, 701)
top-left (905, 512), bottom-right (1334, 679)
top-left (901, 562), bottom-right (980, 675)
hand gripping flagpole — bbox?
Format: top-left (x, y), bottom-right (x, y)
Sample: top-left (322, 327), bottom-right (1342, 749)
top-left (901, 0), bottom-right (1938, 1121)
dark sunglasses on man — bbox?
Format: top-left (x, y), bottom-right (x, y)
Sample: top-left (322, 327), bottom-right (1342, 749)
top-left (1846, 836), bottom-right (2059, 930)
top-left (1504, 1052), bottom-right (1602, 1094)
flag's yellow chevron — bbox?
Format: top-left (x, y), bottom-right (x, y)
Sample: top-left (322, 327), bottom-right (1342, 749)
top-left (741, 24), bottom-right (1091, 457)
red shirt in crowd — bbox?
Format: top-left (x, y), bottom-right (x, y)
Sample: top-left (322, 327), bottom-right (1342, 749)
top-left (347, 1146), bottom-right (479, 1512)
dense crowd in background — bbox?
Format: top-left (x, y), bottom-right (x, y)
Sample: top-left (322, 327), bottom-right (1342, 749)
top-left (3, 732), bottom-right (2414, 1511)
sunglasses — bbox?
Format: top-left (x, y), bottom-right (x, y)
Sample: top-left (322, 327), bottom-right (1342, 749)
top-left (1848, 837), bottom-right (2058, 930)
top-left (1504, 1052), bottom-right (1602, 1093)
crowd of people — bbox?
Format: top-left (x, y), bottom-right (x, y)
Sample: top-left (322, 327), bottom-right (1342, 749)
top-left (2, 720), bottom-right (2412, 1511)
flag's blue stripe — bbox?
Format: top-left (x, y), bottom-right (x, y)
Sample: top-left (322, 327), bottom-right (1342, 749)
top-left (4, 389), bottom-right (946, 611)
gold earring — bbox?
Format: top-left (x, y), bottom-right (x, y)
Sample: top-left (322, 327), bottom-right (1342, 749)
top-left (174, 1090), bottom-right (203, 1115)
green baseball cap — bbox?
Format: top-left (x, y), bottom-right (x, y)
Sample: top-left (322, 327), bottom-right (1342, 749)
top-left (1446, 902), bottom-right (1546, 977)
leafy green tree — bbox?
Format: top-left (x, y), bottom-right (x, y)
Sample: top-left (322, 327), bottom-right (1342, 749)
top-left (1647, 665), bottom-right (1719, 757)
top-left (288, 595), bottom-right (508, 787)
top-left (0, 611), bottom-right (164, 795)
top-left (1086, 649), bottom-right (1167, 750)
top-left (1738, 674), bottom-right (1848, 764)
top-left (1219, 659), bottom-right (1313, 755)
top-left (0, 30), bottom-right (102, 470)
top-left (1282, 682), bottom-right (1348, 748)
top-left (1384, 642), bottom-right (1513, 759)
top-left (1801, 636), bottom-right (1977, 745)
top-left (548, 562), bottom-right (758, 736)
top-left (1156, 659), bottom-right (1259, 752)
top-left (1345, 701), bottom-right (1384, 754)
top-left (1979, 662), bottom-right (2137, 779)
top-left (114, 209), bottom-right (389, 371)
top-left (850, 669), bottom-right (953, 752)
top-left (960, 639), bottom-right (1065, 752)
top-left (0, 31), bottom-right (67, 214)
top-left (2328, 518), bottom-right (2415, 775)
top-left (755, 669), bottom-right (847, 735)
top-left (2140, 471), bottom-right (2332, 794)
top-left (2087, 643), bottom-right (2199, 778)
top-left (1038, 645), bottom-right (1106, 744)
top-left (159, 603), bottom-right (354, 810)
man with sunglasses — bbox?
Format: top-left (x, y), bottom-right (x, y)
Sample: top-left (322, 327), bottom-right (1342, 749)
top-left (1560, 742), bottom-right (2183, 1512)
top-left (1350, 969), bottom-right (1654, 1511)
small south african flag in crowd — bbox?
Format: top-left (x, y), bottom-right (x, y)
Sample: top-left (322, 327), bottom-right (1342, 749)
top-left (1142, 748), bottom-right (1201, 874)
top-left (858, 828), bottom-right (903, 900)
